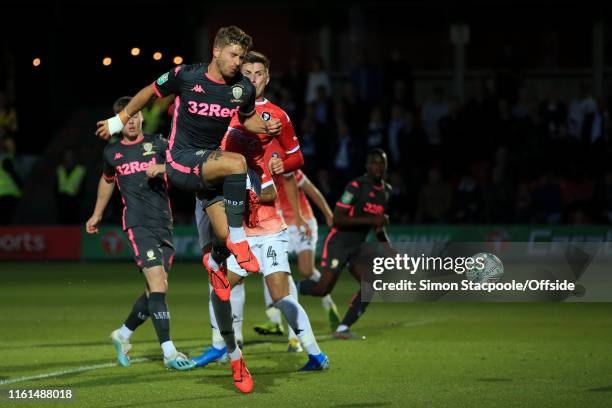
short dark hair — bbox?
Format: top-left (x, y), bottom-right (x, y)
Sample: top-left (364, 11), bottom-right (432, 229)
top-left (367, 148), bottom-right (387, 162)
top-left (244, 51), bottom-right (270, 70)
top-left (213, 26), bottom-right (253, 52)
top-left (113, 96), bottom-right (132, 114)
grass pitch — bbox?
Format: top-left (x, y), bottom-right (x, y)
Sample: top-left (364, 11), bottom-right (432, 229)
top-left (1, 262), bottom-right (612, 407)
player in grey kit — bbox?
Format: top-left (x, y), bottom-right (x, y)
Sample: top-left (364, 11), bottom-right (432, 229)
top-left (86, 96), bottom-right (194, 371)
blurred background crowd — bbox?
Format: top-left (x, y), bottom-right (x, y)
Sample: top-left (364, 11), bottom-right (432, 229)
top-left (1, 1), bottom-right (612, 226)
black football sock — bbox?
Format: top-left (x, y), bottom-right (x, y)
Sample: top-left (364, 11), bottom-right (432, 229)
top-left (210, 291), bottom-right (238, 355)
top-left (298, 279), bottom-right (317, 295)
top-left (124, 292), bottom-right (149, 331)
top-left (340, 290), bottom-right (370, 328)
top-left (223, 173), bottom-right (247, 229)
top-left (148, 292), bottom-right (171, 344)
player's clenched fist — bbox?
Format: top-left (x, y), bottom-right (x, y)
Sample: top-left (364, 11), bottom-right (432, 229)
top-left (268, 156), bottom-right (284, 175)
top-left (146, 164), bottom-right (166, 178)
top-left (265, 118), bottom-right (282, 136)
top-left (96, 113), bottom-right (126, 140)
top-left (86, 214), bottom-right (102, 234)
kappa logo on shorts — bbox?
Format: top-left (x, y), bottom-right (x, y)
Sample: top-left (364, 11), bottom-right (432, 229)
top-left (195, 150), bottom-right (206, 156)
top-left (146, 249), bottom-right (156, 261)
top-left (267, 246), bottom-right (279, 267)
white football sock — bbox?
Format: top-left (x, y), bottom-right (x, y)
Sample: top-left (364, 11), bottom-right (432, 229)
top-left (118, 325), bottom-right (133, 340)
top-left (229, 226), bottom-right (246, 243)
top-left (230, 283), bottom-right (245, 343)
top-left (310, 268), bottom-right (322, 282)
top-left (275, 295), bottom-right (321, 356)
top-left (161, 340), bottom-right (177, 358)
top-left (208, 284), bottom-right (226, 349)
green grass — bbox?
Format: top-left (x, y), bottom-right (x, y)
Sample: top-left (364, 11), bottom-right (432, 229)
top-left (1, 262), bottom-right (612, 407)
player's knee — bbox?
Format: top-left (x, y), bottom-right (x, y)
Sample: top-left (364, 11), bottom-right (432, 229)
top-left (227, 153), bottom-right (247, 173)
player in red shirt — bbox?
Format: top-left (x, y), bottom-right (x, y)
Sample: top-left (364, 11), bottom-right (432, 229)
top-left (253, 168), bottom-right (341, 335)
top-left (192, 52), bottom-right (329, 391)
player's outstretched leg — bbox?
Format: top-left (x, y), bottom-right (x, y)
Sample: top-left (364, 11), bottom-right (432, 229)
top-left (210, 287), bottom-right (253, 393)
top-left (203, 151), bottom-right (258, 273)
top-left (308, 268), bottom-right (341, 332)
top-left (193, 282), bottom-right (246, 367)
top-left (333, 290), bottom-right (369, 340)
top-left (253, 276), bottom-right (285, 336)
top-left (193, 284), bottom-right (229, 367)
top-left (110, 292), bottom-right (149, 366)
top-left (143, 266), bottom-right (195, 371)
top-left (287, 278), bottom-right (303, 353)
top-left (267, 273), bottom-right (329, 371)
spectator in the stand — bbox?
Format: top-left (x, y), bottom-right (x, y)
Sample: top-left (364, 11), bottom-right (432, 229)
top-left (56, 149), bottom-right (87, 224)
top-left (0, 132), bottom-right (21, 225)
top-left (567, 83), bottom-right (596, 140)
top-left (540, 89), bottom-right (567, 140)
top-left (383, 50), bottom-right (413, 108)
top-left (531, 171), bottom-right (562, 223)
top-left (305, 57), bottom-right (331, 104)
top-left (299, 116), bottom-right (318, 176)
top-left (332, 120), bottom-right (358, 191)
top-left (281, 58), bottom-right (307, 112)
top-left (588, 97), bottom-right (610, 144)
top-left (278, 87), bottom-right (298, 126)
top-left (340, 83), bottom-right (365, 137)
top-left (312, 84), bottom-right (333, 128)
top-left (387, 170), bottom-right (411, 223)
top-left (366, 106), bottom-right (386, 149)
top-left (452, 172), bottom-right (482, 223)
top-left (142, 97), bottom-right (172, 134)
top-left (0, 91), bottom-right (18, 136)
top-left (349, 51), bottom-right (380, 106)
top-left (415, 167), bottom-right (452, 223)
top-left (389, 80), bottom-right (412, 110)
top-left (422, 85), bottom-right (449, 146)
top-left (387, 104), bottom-right (408, 168)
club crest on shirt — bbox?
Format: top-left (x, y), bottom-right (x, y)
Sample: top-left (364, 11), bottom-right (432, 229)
top-left (142, 142), bottom-right (155, 156)
top-left (146, 250), bottom-right (156, 261)
top-left (262, 112), bottom-right (271, 121)
top-left (231, 85), bottom-right (244, 102)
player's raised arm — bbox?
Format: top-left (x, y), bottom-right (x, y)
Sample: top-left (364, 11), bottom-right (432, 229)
top-left (95, 85), bottom-right (158, 140)
top-left (300, 173), bottom-right (333, 227)
top-left (268, 112), bottom-right (303, 175)
top-left (282, 173), bottom-right (311, 237)
top-left (96, 67), bottom-right (183, 140)
top-left (86, 175), bottom-right (115, 233)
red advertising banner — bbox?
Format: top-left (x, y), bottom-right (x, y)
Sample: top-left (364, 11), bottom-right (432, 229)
top-left (0, 227), bottom-right (81, 260)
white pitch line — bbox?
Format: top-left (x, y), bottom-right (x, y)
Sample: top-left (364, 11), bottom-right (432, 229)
top-left (0, 358), bottom-right (150, 386)
top-left (0, 319), bottom-right (440, 386)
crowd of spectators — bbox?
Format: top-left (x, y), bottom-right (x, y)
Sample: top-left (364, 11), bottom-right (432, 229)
top-left (265, 55), bottom-right (612, 225)
top-left (3, 52), bottom-right (612, 226)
